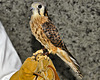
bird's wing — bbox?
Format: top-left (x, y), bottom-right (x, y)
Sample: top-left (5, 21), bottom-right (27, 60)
top-left (42, 20), bottom-right (65, 49)
top-left (42, 20), bottom-right (76, 59)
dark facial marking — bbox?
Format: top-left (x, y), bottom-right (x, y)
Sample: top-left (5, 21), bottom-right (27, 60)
top-left (38, 8), bottom-right (40, 15)
top-left (37, 4), bottom-right (42, 15)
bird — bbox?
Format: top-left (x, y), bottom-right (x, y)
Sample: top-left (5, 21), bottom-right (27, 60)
top-left (30, 2), bottom-right (82, 78)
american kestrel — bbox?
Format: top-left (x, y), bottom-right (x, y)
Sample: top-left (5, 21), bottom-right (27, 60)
top-left (30, 2), bottom-right (82, 78)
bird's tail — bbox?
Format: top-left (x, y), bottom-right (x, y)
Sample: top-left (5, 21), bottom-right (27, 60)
top-left (56, 48), bottom-right (83, 79)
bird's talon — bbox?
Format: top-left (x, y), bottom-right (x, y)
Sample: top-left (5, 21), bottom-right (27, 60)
top-left (33, 53), bottom-right (41, 61)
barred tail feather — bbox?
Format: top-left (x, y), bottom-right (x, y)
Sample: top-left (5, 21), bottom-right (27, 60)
top-left (56, 48), bottom-right (83, 79)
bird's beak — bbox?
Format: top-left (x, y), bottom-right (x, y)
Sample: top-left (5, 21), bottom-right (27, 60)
top-left (30, 7), bottom-right (34, 11)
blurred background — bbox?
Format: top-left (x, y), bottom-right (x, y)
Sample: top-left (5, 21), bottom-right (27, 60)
top-left (0, 0), bottom-right (100, 80)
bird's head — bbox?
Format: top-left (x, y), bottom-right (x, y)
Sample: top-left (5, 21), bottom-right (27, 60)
top-left (30, 2), bottom-right (48, 17)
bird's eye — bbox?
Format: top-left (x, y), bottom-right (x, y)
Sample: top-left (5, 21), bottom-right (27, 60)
top-left (38, 5), bottom-right (42, 9)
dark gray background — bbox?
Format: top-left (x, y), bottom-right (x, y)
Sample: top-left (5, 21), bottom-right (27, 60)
top-left (0, 0), bottom-right (100, 80)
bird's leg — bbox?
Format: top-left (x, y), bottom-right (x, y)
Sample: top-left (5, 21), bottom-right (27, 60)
top-left (42, 48), bottom-right (50, 55)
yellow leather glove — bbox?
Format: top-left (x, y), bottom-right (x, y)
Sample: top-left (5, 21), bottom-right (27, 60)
top-left (10, 50), bottom-right (60, 80)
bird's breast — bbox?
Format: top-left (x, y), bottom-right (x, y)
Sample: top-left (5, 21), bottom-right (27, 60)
top-left (31, 22), bottom-right (49, 48)
top-left (30, 17), bottom-right (57, 54)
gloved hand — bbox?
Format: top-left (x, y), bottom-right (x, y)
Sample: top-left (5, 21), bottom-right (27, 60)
top-left (10, 50), bottom-right (60, 80)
